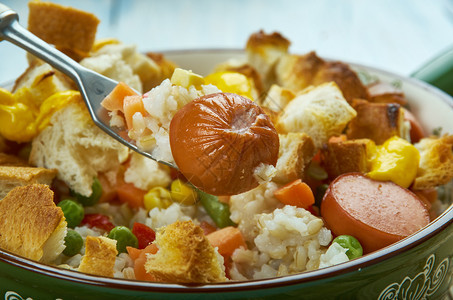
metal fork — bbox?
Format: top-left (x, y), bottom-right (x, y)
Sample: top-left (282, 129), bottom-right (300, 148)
top-left (0, 3), bottom-right (175, 168)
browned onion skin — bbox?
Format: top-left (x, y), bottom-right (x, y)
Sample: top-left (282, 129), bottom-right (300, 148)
top-left (169, 93), bottom-right (279, 196)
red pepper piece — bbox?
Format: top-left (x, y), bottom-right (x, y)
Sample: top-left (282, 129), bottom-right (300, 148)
top-left (132, 222), bottom-right (156, 249)
top-left (81, 213), bottom-right (115, 232)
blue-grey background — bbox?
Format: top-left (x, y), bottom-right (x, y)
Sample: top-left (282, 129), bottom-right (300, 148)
top-left (1, 0), bottom-right (453, 84)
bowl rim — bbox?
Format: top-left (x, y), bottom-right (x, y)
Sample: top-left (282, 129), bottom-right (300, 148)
top-left (1, 48), bottom-right (452, 293)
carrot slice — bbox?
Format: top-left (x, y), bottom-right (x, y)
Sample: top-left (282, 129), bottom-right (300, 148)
top-left (127, 243), bottom-right (158, 281)
top-left (273, 179), bottom-right (315, 209)
top-left (101, 82), bottom-right (138, 112)
top-left (206, 226), bottom-right (246, 257)
top-left (123, 95), bottom-right (147, 130)
top-left (126, 246), bottom-right (142, 260)
top-left (116, 181), bottom-right (146, 209)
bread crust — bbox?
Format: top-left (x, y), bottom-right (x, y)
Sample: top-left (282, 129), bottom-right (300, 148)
top-left (275, 52), bottom-right (368, 103)
top-left (78, 236), bottom-right (118, 277)
top-left (28, 1), bottom-right (100, 53)
top-left (0, 166), bottom-right (57, 199)
top-left (413, 135), bottom-right (453, 189)
top-left (273, 133), bottom-right (315, 184)
top-left (277, 82), bottom-right (357, 149)
top-left (346, 99), bottom-right (403, 145)
top-left (0, 184), bottom-right (65, 262)
top-left (145, 221), bottom-right (226, 283)
top-left (321, 138), bottom-right (375, 179)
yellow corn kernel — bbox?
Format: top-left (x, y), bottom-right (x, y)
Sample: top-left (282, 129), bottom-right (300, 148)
top-left (170, 179), bottom-right (198, 205)
top-left (204, 71), bottom-right (254, 100)
top-left (170, 68), bottom-right (205, 89)
top-left (144, 187), bottom-right (172, 211)
top-left (367, 136), bottom-right (420, 188)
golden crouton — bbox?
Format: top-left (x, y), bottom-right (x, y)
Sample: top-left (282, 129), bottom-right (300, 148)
top-left (321, 138), bottom-right (375, 179)
top-left (145, 221), bottom-right (226, 283)
top-left (29, 102), bottom-right (129, 198)
top-left (277, 82), bottom-right (357, 149)
top-left (146, 52), bottom-right (178, 89)
top-left (78, 236), bottom-right (118, 277)
top-left (0, 166), bottom-right (57, 200)
top-left (0, 184), bottom-right (66, 263)
top-left (28, 1), bottom-right (100, 53)
top-left (246, 31), bottom-right (291, 89)
top-left (312, 61), bottom-right (369, 103)
top-left (273, 133), bottom-right (315, 184)
top-left (413, 135), bottom-right (453, 190)
top-left (275, 52), bottom-right (368, 103)
top-left (346, 99), bottom-right (404, 145)
top-left (276, 52), bottom-right (325, 92)
top-left (261, 84), bottom-right (295, 113)
top-left (367, 82), bottom-right (407, 105)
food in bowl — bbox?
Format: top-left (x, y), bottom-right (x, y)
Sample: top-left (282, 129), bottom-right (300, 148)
top-left (0, 0), bottom-right (452, 288)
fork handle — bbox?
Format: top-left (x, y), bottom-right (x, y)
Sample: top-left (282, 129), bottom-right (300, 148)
top-left (0, 3), bottom-right (82, 83)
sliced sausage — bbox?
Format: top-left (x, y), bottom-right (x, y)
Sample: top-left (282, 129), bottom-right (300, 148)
top-left (321, 173), bottom-right (430, 253)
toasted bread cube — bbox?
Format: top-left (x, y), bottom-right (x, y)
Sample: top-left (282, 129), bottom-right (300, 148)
top-left (78, 236), bottom-right (118, 277)
top-left (28, 1), bottom-right (100, 53)
top-left (29, 102), bottom-right (129, 197)
top-left (346, 99), bottom-right (404, 145)
top-left (273, 133), bottom-right (315, 184)
top-left (246, 31), bottom-right (290, 89)
top-left (145, 221), bottom-right (226, 283)
top-left (276, 52), bottom-right (325, 92)
top-left (0, 184), bottom-right (66, 263)
top-left (312, 61), bottom-right (369, 103)
top-left (321, 138), bottom-right (375, 179)
top-left (0, 166), bottom-right (57, 200)
top-left (413, 135), bottom-right (453, 189)
top-left (277, 82), bottom-right (357, 149)
top-left (261, 84), bottom-right (295, 113)
top-left (275, 52), bottom-right (368, 103)
top-left (146, 52), bottom-right (178, 84)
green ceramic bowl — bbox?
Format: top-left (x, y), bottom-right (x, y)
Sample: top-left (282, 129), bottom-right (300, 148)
top-left (1, 50), bottom-right (452, 300)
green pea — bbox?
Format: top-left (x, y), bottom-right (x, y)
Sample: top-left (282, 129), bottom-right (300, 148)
top-left (108, 226), bottom-right (138, 254)
top-left (63, 230), bottom-right (83, 257)
top-left (58, 199), bottom-right (84, 228)
top-left (71, 177), bottom-right (102, 206)
top-left (197, 189), bottom-right (235, 228)
top-left (333, 235), bottom-right (363, 260)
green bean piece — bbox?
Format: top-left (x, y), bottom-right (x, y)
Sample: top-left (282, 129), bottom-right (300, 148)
top-left (333, 235), bottom-right (363, 260)
top-left (57, 199), bottom-right (84, 228)
top-left (63, 230), bottom-right (83, 257)
top-left (108, 226), bottom-right (138, 254)
top-left (72, 177), bottom-right (103, 206)
top-left (197, 189), bottom-right (235, 228)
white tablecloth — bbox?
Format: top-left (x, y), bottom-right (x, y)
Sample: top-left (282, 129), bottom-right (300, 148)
top-left (1, 0), bottom-right (453, 84)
